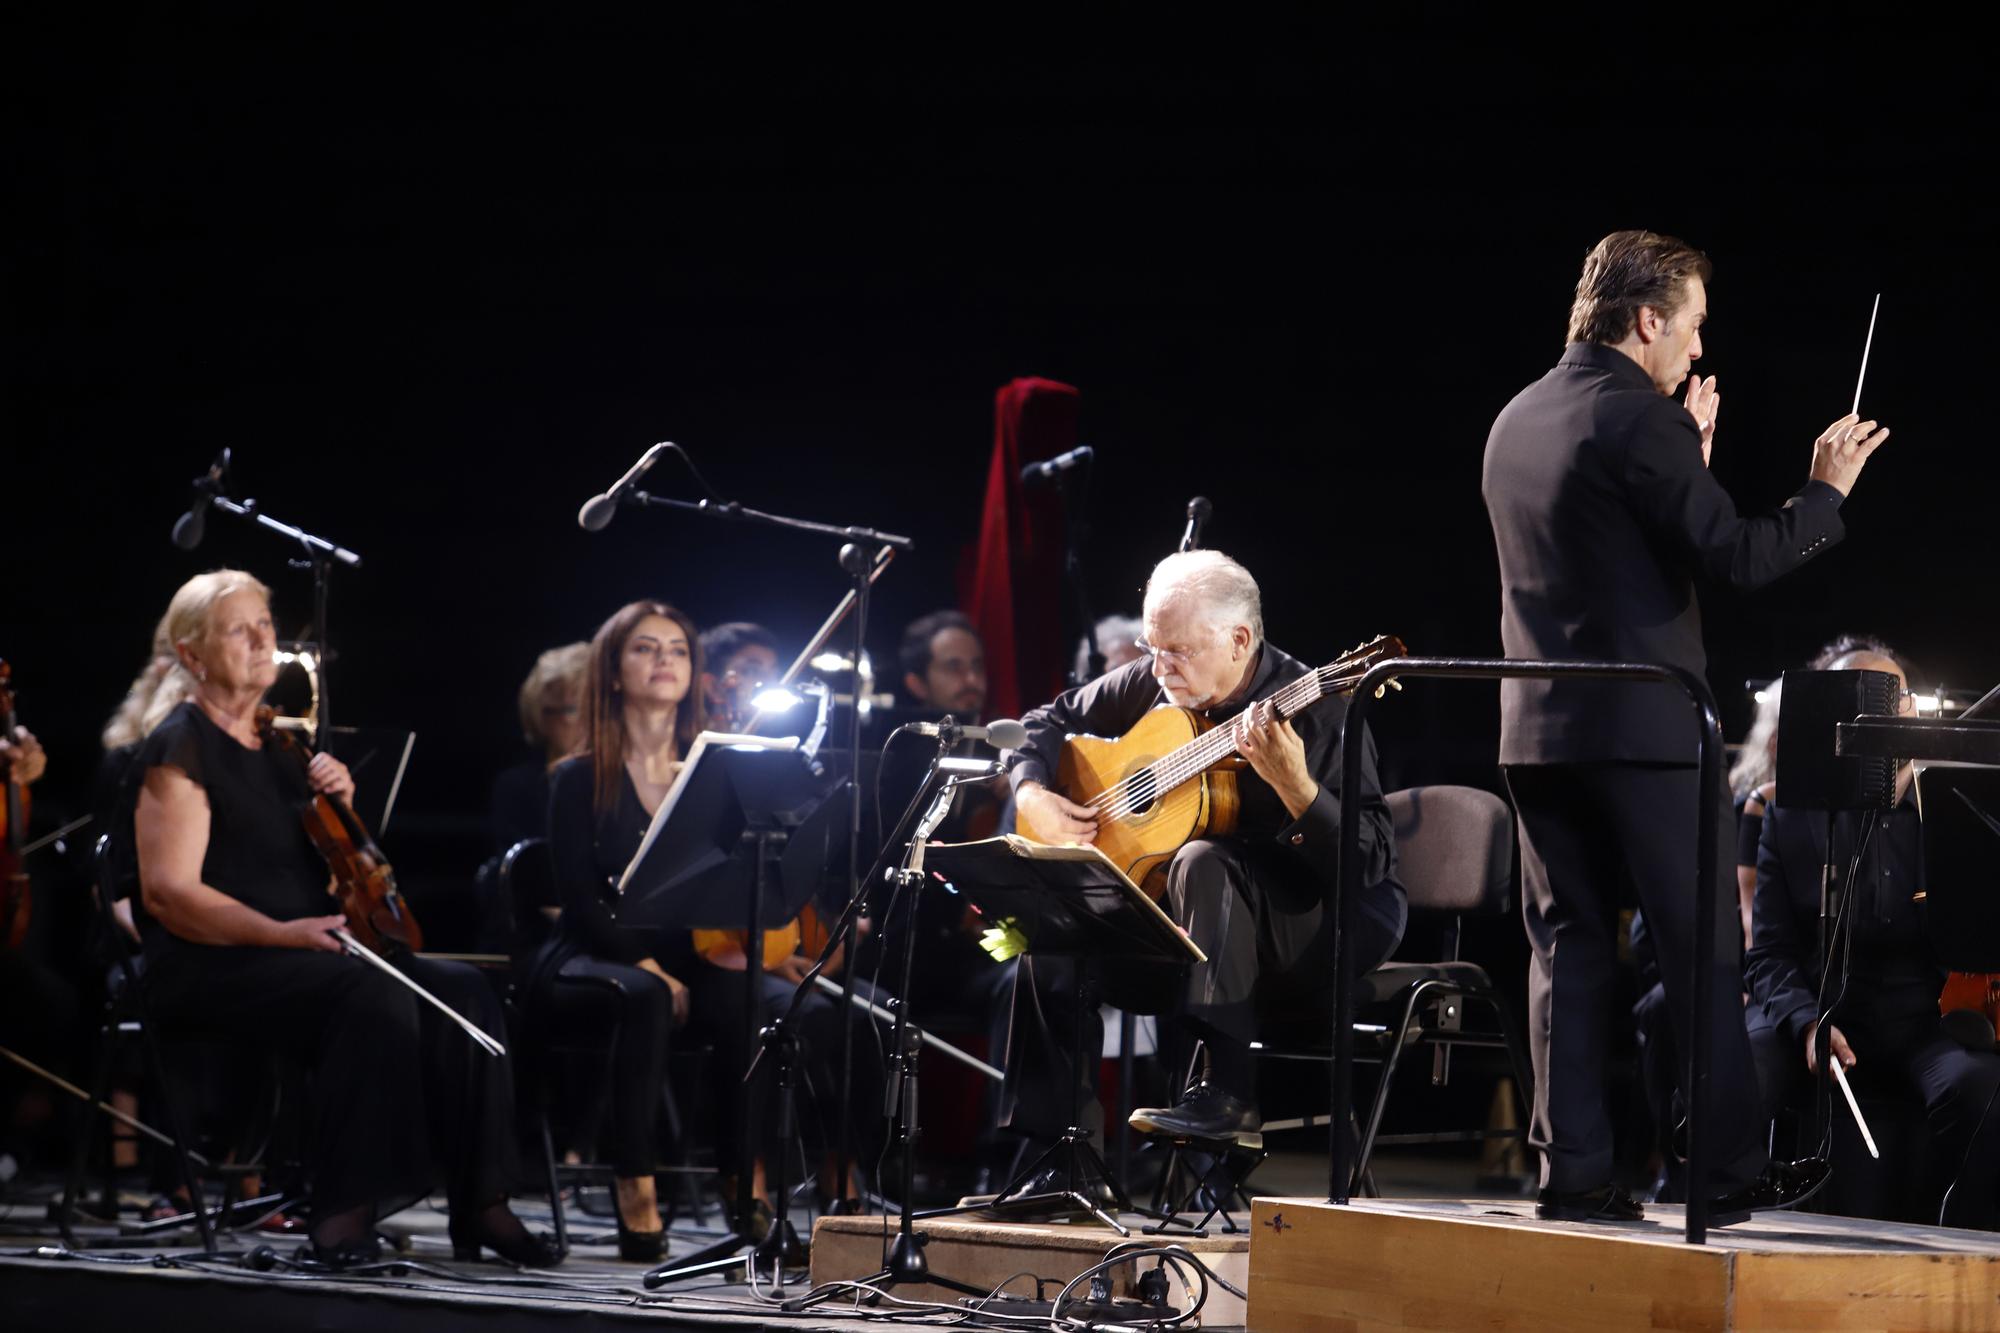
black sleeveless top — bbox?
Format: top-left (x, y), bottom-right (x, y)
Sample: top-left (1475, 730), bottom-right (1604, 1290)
top-left (132, 701), bottom-right (333, 954)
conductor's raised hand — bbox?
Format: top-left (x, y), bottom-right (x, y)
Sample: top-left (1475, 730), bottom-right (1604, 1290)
top-left (1810, 412), bottom-right (1891, 496)
top-left (1684, 374), bottom-right (1720, 467)
top-left (1017, 781), bottom-right (1098, 845)
top-left (306, 751), bottom-right (356, 806)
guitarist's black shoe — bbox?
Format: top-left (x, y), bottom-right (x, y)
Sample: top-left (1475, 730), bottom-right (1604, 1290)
top-left (1535, 1183), bottom-right (1645, 1223)
top-left (1128, 1082), bottom-right (1263, 1148)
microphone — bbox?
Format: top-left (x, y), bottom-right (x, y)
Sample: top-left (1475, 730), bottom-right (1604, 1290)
top-left (577, 441), bottom-right (673, 532)
top-left (908, 717), bottom-right (1028, 750)
top-left (1019, 445), bottom-right (1094, 486)
top-left (170, 449), bottom-right (232, 551)
top-left (1179, 495), bottom-right (1212, 553)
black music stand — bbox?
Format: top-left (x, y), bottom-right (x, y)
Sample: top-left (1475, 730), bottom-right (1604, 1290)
top-left (914, 836), bottom-right (1204, 1237)
top-left (615, 734), bottom-right (838, 1286)
top-left (1918, 766), bottom-right (2000, 974)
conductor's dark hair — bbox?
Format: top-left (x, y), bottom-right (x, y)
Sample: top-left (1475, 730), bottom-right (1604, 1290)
top-left (1567, 230), bottom-right (1713, 345)
top-left (899, 610), bottom-right (978, 680)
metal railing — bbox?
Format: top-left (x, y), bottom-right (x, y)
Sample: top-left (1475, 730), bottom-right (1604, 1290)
top-left (1332, 657), bottom-right (1725, 1244)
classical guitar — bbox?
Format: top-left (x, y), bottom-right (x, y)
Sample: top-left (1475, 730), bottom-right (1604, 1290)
top-left (1021, 635), bottom-right (1406, 899)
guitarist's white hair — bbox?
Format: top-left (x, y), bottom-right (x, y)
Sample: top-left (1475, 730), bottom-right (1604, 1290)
top-left (1145, 550), bottom-right (1263, 648)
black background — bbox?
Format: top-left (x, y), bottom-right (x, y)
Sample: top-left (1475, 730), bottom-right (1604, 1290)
top-left (8, 9), bottom-right (1992, 838)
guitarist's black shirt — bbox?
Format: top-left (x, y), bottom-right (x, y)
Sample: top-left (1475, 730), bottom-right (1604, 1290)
top-left (1004, 643), bottom-right (1397, 908)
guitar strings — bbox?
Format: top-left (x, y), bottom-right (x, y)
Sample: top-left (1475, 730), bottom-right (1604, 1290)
top-left (1085, 661), bottom-right (1360, 822)
top-left (1078, 638), bottom-right (1396, 821)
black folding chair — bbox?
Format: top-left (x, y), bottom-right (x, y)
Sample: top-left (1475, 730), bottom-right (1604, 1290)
top-left (1257, 785), bottom-right (1533, 1194)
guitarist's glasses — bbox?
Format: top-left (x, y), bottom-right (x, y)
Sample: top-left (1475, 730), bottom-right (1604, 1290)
top-left (1131, 633), bottom-right (1208, 668)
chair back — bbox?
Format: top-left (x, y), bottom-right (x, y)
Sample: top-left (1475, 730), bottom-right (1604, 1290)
top-left (498, 836), bottom-right (558, 962)
top-left (90, 833), bottom-right (145, 988)
top-left (1385, 785), bottom-right (1512, 917)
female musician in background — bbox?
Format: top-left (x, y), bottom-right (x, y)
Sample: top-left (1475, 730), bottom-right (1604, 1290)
top-left (539, 600), bottom-right (698, 1260)
top-left (491, 641), bottom-right (589, 856)
top-left (543, 601), bottom-right (881, 1247)
top-left (131, 569), bottom-right (556, 1267)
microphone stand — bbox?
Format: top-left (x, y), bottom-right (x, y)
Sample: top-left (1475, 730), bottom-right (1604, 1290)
top-left (782, 754), bottom-right (994, 1312)
top-left (603, 482), bottom-right (911, 1224)
top-left (203, 495), bottom-right (362, 737)
top-left (1049, 458), bottom-right (1102, 688)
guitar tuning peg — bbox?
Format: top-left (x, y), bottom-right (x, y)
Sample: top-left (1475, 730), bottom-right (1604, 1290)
top-left (1388, 678), bottom-right (1404, 691)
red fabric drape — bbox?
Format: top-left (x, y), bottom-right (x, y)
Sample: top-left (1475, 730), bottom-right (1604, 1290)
top-left (957, 377), bottom-right (1078, 720)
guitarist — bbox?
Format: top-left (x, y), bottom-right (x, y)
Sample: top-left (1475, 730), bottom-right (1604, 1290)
top-left (999, 550), bottom-right (1403, 1163)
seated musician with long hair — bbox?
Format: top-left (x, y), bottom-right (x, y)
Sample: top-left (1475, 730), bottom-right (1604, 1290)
top-left (543, 601), bottom-right (881, 1241)
top-left (130, 569), bottom-right (556, 1268)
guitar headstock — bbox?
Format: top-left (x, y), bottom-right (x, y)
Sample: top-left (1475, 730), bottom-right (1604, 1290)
top-left (1320, 635), bottom-right (1409, 699)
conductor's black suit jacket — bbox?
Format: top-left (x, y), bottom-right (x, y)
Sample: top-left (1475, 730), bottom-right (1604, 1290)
top-left (1482, 342), bottom-right (1848, 764)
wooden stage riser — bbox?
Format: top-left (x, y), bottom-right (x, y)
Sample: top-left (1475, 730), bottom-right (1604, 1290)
top-left (1246, 1197), bottom-right (2000, 1333)
top-left (811, 1214), bottom-right (1249, 1326)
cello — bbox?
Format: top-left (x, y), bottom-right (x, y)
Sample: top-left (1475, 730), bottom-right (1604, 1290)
top-left (1, 661), bottom-right (31, 949)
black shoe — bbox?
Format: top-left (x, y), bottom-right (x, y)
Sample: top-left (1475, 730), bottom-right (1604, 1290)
top-left (1706, 1156), bottom-right (1830, 1226)
top-left (1128, 1082), bottom-right (1262, 1148)
top-left (1535, 1183), bottom-right (1646, 1223)
top-left (450, 1211), bottom-right (564, 1268)
top-left (613, 1208), bottom-right (667, 1263)
top-left (299, 1235), bottom-right (383, 1270)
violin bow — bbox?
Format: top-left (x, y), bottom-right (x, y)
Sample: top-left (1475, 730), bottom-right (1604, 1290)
top-left (331, 927), bottom-right (505, 1057)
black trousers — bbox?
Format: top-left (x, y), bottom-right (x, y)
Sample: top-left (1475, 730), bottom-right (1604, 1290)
top-left (1000, 838), bottom-right (1406, 1140)
top-left (682, 958), bottom-right (886, 1167)
top-left (146, 944), bottom-right (515, 1219)
top-left (543, 953), bottom-right (673, 1178)
top-left (1506, 763), bottom-right (1767, 1195)
top-left (1750, 1006), bottom-right (2000, 1227)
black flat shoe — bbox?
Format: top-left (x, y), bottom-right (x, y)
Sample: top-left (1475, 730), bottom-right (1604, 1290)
top-left (299, 1236), bottom-right (383, 1270)
top-left (1706, 1156), bottom-right (1830, 1226)
top-left (450, 1218), bottom-right (563, 1268)
top-left (1536, 1183), bottom-right (1646, 1223)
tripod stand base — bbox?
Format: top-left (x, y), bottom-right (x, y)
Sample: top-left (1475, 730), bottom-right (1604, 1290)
top-left (642, 1217), bottom-right (807, 1290)
top-left (919, 1128), bottom-right (1172, 1238)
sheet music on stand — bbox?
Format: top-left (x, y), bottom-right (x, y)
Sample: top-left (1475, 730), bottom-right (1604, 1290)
top-left (616, 731), bottom-right (801, 899)
top-left (921, 835), bottom-right (1207, 965)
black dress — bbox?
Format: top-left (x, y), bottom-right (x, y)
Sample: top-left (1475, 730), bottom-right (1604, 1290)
top-left (133, 701), bottom-right (515, 1219)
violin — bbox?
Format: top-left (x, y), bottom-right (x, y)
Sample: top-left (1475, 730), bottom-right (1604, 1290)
top-left (256, 705), bottom-right (423, 954)
top-left (1940, 971), bottom-right (2000, 1036)
top-left (1, 660), bottom-right (31, 950)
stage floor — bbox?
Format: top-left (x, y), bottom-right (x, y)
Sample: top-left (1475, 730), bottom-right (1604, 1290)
top-left (0, 1185), bottom-right (1253, 1330)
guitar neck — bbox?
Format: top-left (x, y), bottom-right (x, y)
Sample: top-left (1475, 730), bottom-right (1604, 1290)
top-left (1147, 656), bottom-right (1371, 792)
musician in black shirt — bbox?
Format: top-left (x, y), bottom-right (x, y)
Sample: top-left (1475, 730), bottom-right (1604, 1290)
top-left (131, 570), bottom-right (552, 1267)
top-left (1746, 642), bottom-right (2000, 1227)
top-left (1002, 550), bottom-right (1402, 1153)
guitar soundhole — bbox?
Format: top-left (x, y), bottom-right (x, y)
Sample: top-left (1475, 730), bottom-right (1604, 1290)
top-left (1122, 766), bottom-right (1161, 820)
